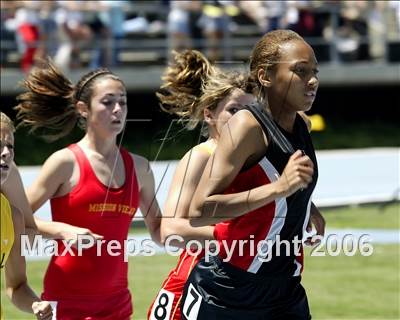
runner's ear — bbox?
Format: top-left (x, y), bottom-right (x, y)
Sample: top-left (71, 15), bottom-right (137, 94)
top-left (203, 108), bottom-right (214, 125)
top-left (76, 101), bottom-right (88, 118)
top-left (258, 69), bottom-right (272, 88)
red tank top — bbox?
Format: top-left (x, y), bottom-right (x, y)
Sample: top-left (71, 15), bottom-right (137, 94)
top-left (43, 144), bottom-right (139, 300)
top-left (213, 163), bottom-right (277, 271)
top-left (214, 157), bottom-right (310, 277)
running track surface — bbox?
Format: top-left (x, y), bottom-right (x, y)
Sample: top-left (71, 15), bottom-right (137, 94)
top-left (19, 148), bottom-right (399, 221)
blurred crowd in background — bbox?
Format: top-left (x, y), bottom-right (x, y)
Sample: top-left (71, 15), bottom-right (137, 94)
top-left (1, 0), bottom-right (399, 72)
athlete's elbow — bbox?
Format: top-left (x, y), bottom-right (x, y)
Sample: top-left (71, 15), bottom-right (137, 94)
top-left (147, 222), bottom-right (162, 245)
top-left (160, 222), bottom-right (176, 245)
top-left (5, 276), bottom-right (27, 299)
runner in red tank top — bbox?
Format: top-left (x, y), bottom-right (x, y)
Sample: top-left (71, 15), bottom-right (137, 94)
top-left (15, 62), bottom-right (162, 319)
top-left (148, 50), bottom-right (256, 320)
top-left (43, 144), bottom-right (138, 302)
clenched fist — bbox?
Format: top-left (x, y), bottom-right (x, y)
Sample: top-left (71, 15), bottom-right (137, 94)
top-left (32, 301), bottom-right (53, 320)
top-left (276, 150), bottom-right (314, 197)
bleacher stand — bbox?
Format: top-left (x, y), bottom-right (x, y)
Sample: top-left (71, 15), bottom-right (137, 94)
top-left (1, 0), bottom-right (399, 71)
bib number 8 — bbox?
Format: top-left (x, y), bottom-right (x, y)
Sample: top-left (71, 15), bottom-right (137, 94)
top-left (150, 289), bottom-right (175, 320)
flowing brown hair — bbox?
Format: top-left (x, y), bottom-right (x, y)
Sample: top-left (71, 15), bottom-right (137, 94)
top-left (14, 59), bottom-right (123, 141)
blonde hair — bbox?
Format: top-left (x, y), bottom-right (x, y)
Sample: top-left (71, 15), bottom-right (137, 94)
top-left (198, 71), bottom-right (254, 120)
top-left (157, 50), bottom-right (254, 131)
top-left (0, 112), bottom-right (15, 133)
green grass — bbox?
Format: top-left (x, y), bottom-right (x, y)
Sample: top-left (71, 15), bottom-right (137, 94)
top-left (0, 255), bottom-right (177, 320)
top-left (1, 245), bottom-right (399, 320)
top-left (310, 121), bottom-right (400, 150)
top-left (131, 203), bottom-right (400, 233)
top-left (303, 244), bottom-right (400, 320)
top-left (322, 203), bottom-right (399, 229)
top-left (133, 203), bottom-right (400, 233)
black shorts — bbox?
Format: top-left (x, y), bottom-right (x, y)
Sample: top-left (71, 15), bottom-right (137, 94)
top-left (180, 256), bottom-right (311, 320)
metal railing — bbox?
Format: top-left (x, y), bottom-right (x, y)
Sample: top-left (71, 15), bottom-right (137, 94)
top-left (1, 2), bottom-right (399, 67)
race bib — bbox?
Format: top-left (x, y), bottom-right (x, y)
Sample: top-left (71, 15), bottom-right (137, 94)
top-left (150, 289), bottom-right (175, 320)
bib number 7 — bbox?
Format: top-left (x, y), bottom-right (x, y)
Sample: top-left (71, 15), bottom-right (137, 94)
top-left (182, 284), bottom-right (202, 320)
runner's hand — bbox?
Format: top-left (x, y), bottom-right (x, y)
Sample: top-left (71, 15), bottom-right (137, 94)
top-left (304, 204), bottom-right (325, 246)
top-left (276, 150), bottom-right (314, 197)
top-left (32, 301), bottom-right (53, 320)
top-left (59, 225), bottom-right (103, 249)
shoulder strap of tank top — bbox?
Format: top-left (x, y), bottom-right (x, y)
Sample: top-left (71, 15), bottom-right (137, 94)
top-left (245, 103), bottom-right (295, 154)
top-left (67, 143), bottom-right (112, 186)
top-left (119, 147), bottom-right (134, 179)
top-left (119, 148), bottom-right (139, 208)
top-left (67, 144), bottom-right (90, 182)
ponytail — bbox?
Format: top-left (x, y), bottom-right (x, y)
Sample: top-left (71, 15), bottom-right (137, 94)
top-left (157, 50), bottom-right (217, 129)
top-left (15, 60), bottom-right (122, 141)
top-left (15, 60), bottom-right (78, 141)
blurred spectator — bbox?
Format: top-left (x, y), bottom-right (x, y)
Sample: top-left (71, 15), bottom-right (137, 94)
top-left (85, 1), bottom-right (112, 68)
top-left (284, 1), bottom-right (308, 34)
top-left (387, 0), bottom-right (400, 39)
top-left (35, 1), bottom-right (59, 61)
top-left (368, 1), bottom-right (386, 61)
top-left (99, 0), bottom-right (128, 66)
top-left (265, 1), bottom-right (287, 31)
top-left (0, 1), bottom-right (17, 68)
top-left (385, 0), bottom-right (400, 62)
top-left (166, 0), bottom-right (238, 62)
top-left (0, 0), bottom-right (399, 68)
top-left (123, 16), bottom-right (149, 34)
top-left (237, 1), bottom-right (270, 32)
top-left (336, 17), bottom-right (361, 62)
top-left (54, 1), bottom-right (92, 70)
top-left (198, 0), bottom-right (238, 61)
top-left (286, 1), bottom-right (322, 37)
top-left (337, 0), bottom-right (369, 62)
top-left (13, 1), bottom-right (41, 72)
top-left (167, 1), bottom-right (202, 56)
